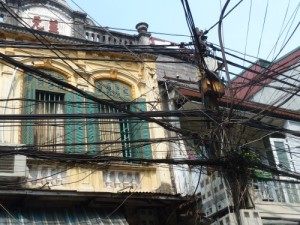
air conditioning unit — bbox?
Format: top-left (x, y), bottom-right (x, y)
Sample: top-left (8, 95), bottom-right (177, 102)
top-left (0, 144), bottom-right (27, 181)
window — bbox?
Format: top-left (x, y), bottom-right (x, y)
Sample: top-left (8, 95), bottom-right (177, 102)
top-left (22, 71), bottom-right (151, 157)
top-left (286, 182), bottom-right (300, 203)
top-left (95, 79), bottom-right (152, 159)
top-left (22, 71), bottom-right (70, 152)
top-left (22, 70), bottom-right (96, 154)
top-left (35, 91), bottom-right (64, 152)
top-left (274, 141), bottom-right (290, 170)
top-left (200, 181), bottom-right (204, 188)
top-left (244, 212), bottom-right (250, 218)
top-left (214, 186), bottom-right (218, 193)
top-left (99, 104), bottom-right (132, 157)
top-left (270, 138), bottom-right (292, 171)
top-left (274, 181), bottom-right (286, 202)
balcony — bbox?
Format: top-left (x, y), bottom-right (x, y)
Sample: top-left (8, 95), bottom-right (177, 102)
top-left (253, 180), bottom-right (300, 204)
top-left (26, 163), bottom-right (158, 193)
top-left (252, 180), bottom-right (300, 222)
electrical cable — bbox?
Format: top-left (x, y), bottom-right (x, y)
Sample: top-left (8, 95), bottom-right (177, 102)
top-left (205, 0), bottom-right (244, 34)
top-left (256, 0), bottom-right (269, 57)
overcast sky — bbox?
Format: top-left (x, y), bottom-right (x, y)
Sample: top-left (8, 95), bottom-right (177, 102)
top-left (67, 0), bottom-right (300, 75)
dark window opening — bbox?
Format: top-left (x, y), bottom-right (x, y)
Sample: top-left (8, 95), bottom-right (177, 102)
top-left (35, 90), bottom-right (64, 152)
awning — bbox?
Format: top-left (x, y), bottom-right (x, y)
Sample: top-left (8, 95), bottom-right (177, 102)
top-left (0, 207), bottom-right (129, 225)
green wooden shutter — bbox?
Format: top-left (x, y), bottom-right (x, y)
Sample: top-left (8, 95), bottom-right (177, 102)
top-left (21, 73), bottom-right (35, 145)
top-left (65, 93), bottom-right (85, 154)
top-left (39, 69), bottom-right (65, 92)
top-left (131, 98), bottom-right (152, 159)
top-left (130, 104), bottom-right (141, 158)
top-left (86, 93), bottom-right (100, 154)
top-left (65, 92), bottom-right (74, 154)
top-left (74, 94), bottom-right (85, 154)
top-left (138, 99), bottom-right (152, 159)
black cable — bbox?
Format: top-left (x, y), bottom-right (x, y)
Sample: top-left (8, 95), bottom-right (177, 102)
top-left (205, 0), bottom-right (244, 34)
top-left (256, 0), bottom-right (269, 57)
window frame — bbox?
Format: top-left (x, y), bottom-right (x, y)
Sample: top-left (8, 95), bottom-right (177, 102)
top-left (95, 79), bottom-right (152, 159)
top-left (269, 137), bottom-right (293, 172)
top-left (34, 90), bottom-right (65, 152)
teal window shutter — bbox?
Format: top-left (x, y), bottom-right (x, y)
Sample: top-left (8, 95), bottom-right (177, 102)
top-left (107, 81), bottom-right (112, 96)
top-left (21, 74), bottom-right (35, 145)
top-left (65, 93), bottom-right (86, 154)
top-left (23, 70), bottom-right (82, 153)
top-left (130, 105), bottom-right (141, 159)
top-left (65, 92), bottom-right (74, 154)
top-left (95, 79), bottom-right (143, 158)
top-left (74, 94), bottom-right (85, 154)
top-left (138, 99), bottom-right (152, 159)
top-left (131, 98), bottom-right (152, 159)
top-left (95, 79), bottom-right (132, 101)
top-left (120, 105), bottom-right (132, 158)
top-left (86, 93), bottom-right (100, 154)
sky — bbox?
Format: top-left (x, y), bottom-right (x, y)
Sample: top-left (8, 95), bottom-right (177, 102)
top-left (67, 0), bottom-right (300, 75)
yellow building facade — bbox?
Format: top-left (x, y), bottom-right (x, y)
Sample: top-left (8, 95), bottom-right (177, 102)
top-left (0, 1), bottom-right (187, 224)
top-left (0, 33), bottom-right (173, 193)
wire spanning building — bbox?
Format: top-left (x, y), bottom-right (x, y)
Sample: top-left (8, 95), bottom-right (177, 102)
top-left (0, 0), bottom-right (191, 224)
top-left (159, 45), bottom-right (300, 225)
top-left (1, 0), bottom-right (300, 225)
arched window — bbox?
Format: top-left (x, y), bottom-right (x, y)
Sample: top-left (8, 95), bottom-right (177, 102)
top-left (22, 70), bottom-right (67, 153)
top-left (22, 69), bottom-right (97, 154)
top-left (21, 72), bottom-right (151, 158)
top-left (95, 79), bottom-right (151, 159)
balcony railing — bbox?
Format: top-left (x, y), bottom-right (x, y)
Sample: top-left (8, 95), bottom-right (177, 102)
top-left (27, 165), bottom-right (67, 187)
top-left (26, 165), bottom-right (150, 192)
top-left (253, 180), bottom-right (300, 204)
top-left (103, 170), bottom-right (141, 189)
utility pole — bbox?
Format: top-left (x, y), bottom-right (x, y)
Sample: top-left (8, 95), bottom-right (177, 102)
top-left (196, 28), bottom-right (250, 225)
top-left (180, 1), bottom-right (251, 224)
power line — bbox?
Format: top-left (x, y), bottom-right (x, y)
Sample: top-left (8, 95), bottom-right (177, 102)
top-left (256, 0), bottom-right (269, 57)
top-left (205, 0), bottom-right (244, 34)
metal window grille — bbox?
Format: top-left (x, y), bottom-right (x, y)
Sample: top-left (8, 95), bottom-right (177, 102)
top-left (99, 104), bottom-right (132, 157)
top-left (35, 91), bottom-right (64, 152)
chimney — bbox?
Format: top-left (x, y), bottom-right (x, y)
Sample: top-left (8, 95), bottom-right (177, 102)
top-left (136, 22), bottom-right (151, 45)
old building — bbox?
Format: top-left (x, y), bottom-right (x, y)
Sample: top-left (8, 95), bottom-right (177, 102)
top-left (158, 45), bottom-right (300, 224)
top-left (1, 0), bottom-right (299, 224)
top-left (0, 0), bottom-right (188, 224)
